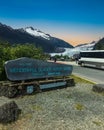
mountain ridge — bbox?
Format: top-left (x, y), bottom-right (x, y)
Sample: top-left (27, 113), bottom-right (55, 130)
top-left (0, 22), bottom-right (73, 53)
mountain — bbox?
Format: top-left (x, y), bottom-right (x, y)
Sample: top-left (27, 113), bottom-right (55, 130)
top-left (93, 37), bottom-right (104, 50)
top-left (77, 37), bottom-right (104, 51)
top-left (0, 23), bottom-right (73, 53)
top-left (75, 41), bottom-right (97, 51)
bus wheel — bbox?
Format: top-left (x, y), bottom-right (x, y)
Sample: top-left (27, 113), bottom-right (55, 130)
top-left (81, 62), bottom-right (85, 67)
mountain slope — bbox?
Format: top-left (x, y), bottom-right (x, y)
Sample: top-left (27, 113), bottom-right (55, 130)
top-left (0, 23), bottom-right (73, 52)
top-left (75, 41), bottom-right (96, 51)
top-left (24, 27), bottom-right (73, 49)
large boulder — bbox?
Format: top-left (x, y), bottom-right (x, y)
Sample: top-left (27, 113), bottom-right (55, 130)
top-left (92, 84), bottom-right (104, 93)
top-left (0, 101), bottom-right (21, 123)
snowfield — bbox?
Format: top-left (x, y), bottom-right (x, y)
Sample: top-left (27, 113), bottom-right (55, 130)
top-left (25, 27), bottom-right (50, 40)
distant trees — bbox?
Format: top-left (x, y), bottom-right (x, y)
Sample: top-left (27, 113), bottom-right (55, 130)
top-left (0, 42), bottom-right (49, 80)
top-left (94, 37), bottom-right (104, 50)
top-left (94, 43), bottom-right (104, 50)
top-left (10, 44), bottom-right (46, 59)
top-left (52, 54), bottom-right (70, 61)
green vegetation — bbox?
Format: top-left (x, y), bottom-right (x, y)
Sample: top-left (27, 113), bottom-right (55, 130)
top-left (92, 120), bottom-right (102, 126)
top-left (94, 37), bottom-right (104, 50)
top-left (70, 74), bottom-right (95, 84)
top-left (54, 54), bottom-right (70, 61)
top-left (0, 41), bottom-right (49, 80)
top-left (94, 43), bottom-right (104, 50)
top-left (74, 103), bottom-right (85, 111)
top-left (32, 105), bottom-right (43, 111)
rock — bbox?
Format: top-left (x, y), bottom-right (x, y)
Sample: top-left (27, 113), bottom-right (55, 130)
top-left (66, 78), bottom-right (75, 87)
top-left (92, 84), bottom-right (104, 93)
top-left (0, 101), bottom-right (21, 123)
top-left (0, 86), bottom-right (17, 98)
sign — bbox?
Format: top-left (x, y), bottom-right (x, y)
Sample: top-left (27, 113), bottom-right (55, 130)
top-left (5, 57), bottom-right (73, 81)
top-left (27, 86), bottom-right (34, 94)
top-left (40, 81), bottom-right (66, 89)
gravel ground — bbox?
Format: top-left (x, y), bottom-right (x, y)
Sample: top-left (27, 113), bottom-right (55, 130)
top-left (0, 82), bottom-right (104, 130)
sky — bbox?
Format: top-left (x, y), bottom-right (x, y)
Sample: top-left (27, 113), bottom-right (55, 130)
top-left (0, 0), bottom-right (104, 46)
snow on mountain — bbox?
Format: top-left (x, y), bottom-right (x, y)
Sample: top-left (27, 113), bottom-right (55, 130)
top-left (25, 27), bottom-right (50, 40)
top-left (75, 41), bottom-right (97, 51)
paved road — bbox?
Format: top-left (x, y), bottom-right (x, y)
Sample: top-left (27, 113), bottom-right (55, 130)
top-left (57, 61), bottom-right (104, 84)
top-left (73, 65), bottom-right (104, 84)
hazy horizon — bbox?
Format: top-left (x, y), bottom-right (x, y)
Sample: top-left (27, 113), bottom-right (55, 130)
top-left (0, 0), bottom-right (104, 46)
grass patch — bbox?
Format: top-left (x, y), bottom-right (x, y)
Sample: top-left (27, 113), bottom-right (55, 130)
top-left (32, 105), bottom-right (43, 111)
top-left (70, 74), bottom-right (95, 84)
top-left (75, 103), bottom-right (85, 111)
top-left (92, 121), bottom-right (102, 126)
top-left (0, 124), bottom-right (8, 130)
top-left (101, 92), bottom-right (104, 96)
top-left (92, 91), bottom-right (104, 96)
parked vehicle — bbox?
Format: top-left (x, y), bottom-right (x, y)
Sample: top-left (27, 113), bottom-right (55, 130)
top-left (78, 50), bottom-right (104, 69)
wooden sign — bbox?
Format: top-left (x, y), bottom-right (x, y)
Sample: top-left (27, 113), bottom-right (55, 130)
top-left (5, 57), bottom-right (73, 81)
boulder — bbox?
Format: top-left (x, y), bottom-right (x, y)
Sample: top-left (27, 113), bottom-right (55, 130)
top-left (66, 78), bottom-right (75, 87)
top-left (0, 85), bottom-right (17, 98)
top-left (0, 101), bottom-right (21, 123)
top-left (92, 84), bottom-right (104, 93)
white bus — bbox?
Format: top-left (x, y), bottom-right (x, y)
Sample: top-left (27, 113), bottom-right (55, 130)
top-left (78, 50), bottom-right (104, 69)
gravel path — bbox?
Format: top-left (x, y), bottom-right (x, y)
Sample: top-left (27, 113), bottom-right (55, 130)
top-left (0, 82), bottom-right (104, 130)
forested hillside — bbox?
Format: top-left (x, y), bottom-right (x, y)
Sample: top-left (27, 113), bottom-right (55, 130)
top-left (94, 37), bottom-right (104, 50)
